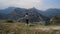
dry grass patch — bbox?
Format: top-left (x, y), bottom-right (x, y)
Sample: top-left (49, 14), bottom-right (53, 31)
top-left (0, 23), bottom-right (60, 34)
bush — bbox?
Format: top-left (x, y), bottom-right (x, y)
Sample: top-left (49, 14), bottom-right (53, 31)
top-left (6, 20), bottom-right (14, 23)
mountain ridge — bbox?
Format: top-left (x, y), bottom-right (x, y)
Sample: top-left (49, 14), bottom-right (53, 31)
top-left (0, 7), bottom-right (60, 22)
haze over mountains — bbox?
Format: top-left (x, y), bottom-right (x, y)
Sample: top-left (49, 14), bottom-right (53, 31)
top-left (0, 7), bottom-right (60, 22)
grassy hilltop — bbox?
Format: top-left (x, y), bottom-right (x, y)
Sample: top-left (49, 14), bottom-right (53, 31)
top-left (0, 21), bottom-right (60, 34)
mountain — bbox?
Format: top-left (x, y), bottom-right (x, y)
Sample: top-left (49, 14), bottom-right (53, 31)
top-left (0, 13), bottom-right (7, 19)
top-left (0, 7), bottom-right (60, 23)
top-left (43, 8), bottom-right (60, 18)
top-left (0, 7), bottom-right (15, 14)
top-left (0, 7), bottom-right (16, 20)
top-left (8, 7), bottom-right (47, 22)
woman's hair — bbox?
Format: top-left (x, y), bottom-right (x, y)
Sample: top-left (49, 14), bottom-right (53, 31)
top-left (26, 13), bottom-right (28, 15)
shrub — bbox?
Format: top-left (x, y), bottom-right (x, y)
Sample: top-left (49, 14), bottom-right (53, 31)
top-left (6, 20), bottom-right (14, 23)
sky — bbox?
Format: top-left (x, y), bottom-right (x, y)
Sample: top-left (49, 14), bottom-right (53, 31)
top-left (0, 0), bottom-right (60, 10)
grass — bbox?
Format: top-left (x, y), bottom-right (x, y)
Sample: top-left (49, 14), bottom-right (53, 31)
top-left (0, 21), bottom-right (60, 34)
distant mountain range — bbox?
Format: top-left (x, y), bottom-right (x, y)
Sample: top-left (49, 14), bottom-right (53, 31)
top-left (43, 9), bottom-right (60, 18)
top-left (0, 7), bottom-right (60, 22)
top-left (0, 7), bottom-right (15, 14)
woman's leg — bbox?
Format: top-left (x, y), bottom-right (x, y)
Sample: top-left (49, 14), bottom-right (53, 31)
top-left (26, 19), bottom-right (29, 24)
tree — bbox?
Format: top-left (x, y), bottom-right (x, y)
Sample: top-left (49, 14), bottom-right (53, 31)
top-left (50, 15), bottom-right (60, 25)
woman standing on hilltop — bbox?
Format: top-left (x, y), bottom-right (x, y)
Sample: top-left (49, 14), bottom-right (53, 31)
top-left (25, 13), bottom-right (29, 25)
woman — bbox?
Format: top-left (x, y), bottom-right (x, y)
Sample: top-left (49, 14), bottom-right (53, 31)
top-left (25, 13), bottom-right (29, 24)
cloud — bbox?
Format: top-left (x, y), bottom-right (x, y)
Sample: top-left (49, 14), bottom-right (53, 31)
top-left (0, 0), bottom-right (60, 10)
top-left (0, 0), bottom-right (43, 9)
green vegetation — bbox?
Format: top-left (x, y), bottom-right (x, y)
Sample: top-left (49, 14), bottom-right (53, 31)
top-left (6, 20), bottom-right (14, 23)
top-left (50, 15), bottom-right (60, 25)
